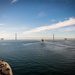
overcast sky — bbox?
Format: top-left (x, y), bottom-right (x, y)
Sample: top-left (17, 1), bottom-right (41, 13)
top-left (0, 0), bottom-right (75, 40)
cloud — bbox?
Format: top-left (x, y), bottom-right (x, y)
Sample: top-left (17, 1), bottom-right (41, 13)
top-left (11, 27), bottom-right (27, 30)
top-left (2, 15), bottom-right (6, 18)
top-left (50, 19), bottom-right (55, 22)
top-left (23, 17), bottom-right (75, 34)
top-left (66, 27), bottom-right (75, 31)
top-left (11, 0), bottom-right (18, 3)
top-left (0, 23), bottom-right (5, 26)
top-left (37, 11), bottom-right (46, 18)
top-left (59, 26), bottom-right (75, 32)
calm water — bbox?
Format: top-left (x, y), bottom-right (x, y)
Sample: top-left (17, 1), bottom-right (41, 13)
top-left (0, 40), bottom-right (75, 75)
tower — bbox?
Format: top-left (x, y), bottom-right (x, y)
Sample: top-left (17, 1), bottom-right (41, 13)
top-left (15, 33), bottom-right (17, 40)
top-left (53, 34), bottom-right (54, 40)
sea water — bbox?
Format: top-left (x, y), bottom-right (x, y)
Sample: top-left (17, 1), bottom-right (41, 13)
top-left (0, 40), bottom-right (75, 75)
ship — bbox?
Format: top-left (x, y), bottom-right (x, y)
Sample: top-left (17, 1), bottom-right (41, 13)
top-left (41, 39), bottom-right (44, 42)
top-left (0, 60), bottom-right (13, 75)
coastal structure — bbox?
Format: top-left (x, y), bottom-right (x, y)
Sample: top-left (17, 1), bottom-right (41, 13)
top-left (15, 33), bottom-right (17, 40)
top-left (53, 34), bottom-right (54, 40)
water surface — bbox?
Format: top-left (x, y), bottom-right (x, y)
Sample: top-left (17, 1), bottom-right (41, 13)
top-left (0, 40), bottom-right (75, 75)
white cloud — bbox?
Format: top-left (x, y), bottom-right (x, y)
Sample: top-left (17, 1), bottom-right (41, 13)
top-left (0, 23), bottom-right (5, 26)
top-left (9, 27), bottom-right (28, 31)
top-left (50, 19), bottom-right (55, 22)
top-left (37, 11), bottom-right (46, 18)
top-left (0, 31), bottom-right (15, 40)
top-left (59, 26), bottom-right (75, 32)
top-left (11, 0), bottom-right (18, 3)
top-left (23, 17), bottom-right (75, 34)
top-left (66, 27), bottom-right (75, 31)
top-left (64, 17), bottom-right (68, 20)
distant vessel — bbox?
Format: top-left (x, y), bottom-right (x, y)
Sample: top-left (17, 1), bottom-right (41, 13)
top-left (41, 39), bottom-right (44, 42)
top-left (53, 34), bottom-right (54, 40)
top-left (64, 38), bottom-right (67, 40)
top-left (1, 38), bottom-right (4, 40)
top-left (0, 60), bottom-right (13, 75)
top-left (15, 33), bottom-right (17, 40)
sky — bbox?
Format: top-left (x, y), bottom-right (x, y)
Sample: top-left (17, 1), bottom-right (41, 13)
top-left (0, 0), bottom-right (75, 40)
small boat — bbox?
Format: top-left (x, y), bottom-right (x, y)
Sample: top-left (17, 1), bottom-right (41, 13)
top-left (41, 39), bottom-right (44, 42)
top-left (0, 60), bottom-right (13, 75)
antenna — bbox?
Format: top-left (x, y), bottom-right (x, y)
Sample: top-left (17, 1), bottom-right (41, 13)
top-left (15, 33), bottom-right (17, 40)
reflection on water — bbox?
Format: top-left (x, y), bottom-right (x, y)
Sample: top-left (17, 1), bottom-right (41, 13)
top-left (0, 40), bottom-right (75, 75)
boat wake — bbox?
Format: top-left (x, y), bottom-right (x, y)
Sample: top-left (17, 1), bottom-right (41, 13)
top-left (22, 42), bottom-right (40, 46)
